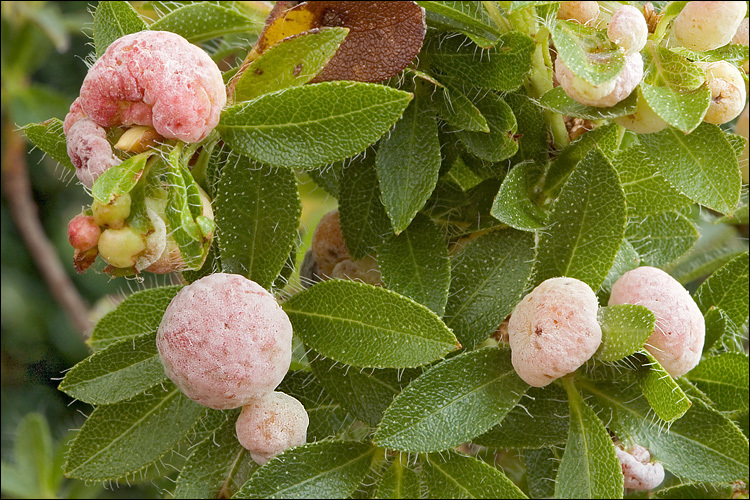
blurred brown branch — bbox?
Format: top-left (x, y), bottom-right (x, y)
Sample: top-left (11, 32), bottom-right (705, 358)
top-left (2, 118), bottom-right (92, 338)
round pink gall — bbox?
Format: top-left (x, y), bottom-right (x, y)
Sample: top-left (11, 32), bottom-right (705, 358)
top-left (236, 391), bottom-right (309, 465)
top-left (66, 118), bottom-right (122, 188)
top-left (608, 267), bottom-right (705, 377)
top-left (508, 277), bottom-right (602, 387)
top-left (615, 445), bottom-right (665, 491)
top-left (77, 31), bottom-right (226, 143)
top-left (68, 215), bottom-right (101, 251)
top-left (156, 273), bottom-right (293, 409)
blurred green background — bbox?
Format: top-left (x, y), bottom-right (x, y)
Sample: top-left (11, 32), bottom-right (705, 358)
top-left (0, 2), bottom-right (335, 497)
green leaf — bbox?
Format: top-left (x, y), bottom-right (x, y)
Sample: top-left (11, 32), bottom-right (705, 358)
top-left (687, 353), bottom-right (749, 413)
top-left (148, 2), bottom-right (262, 43)
top-left (551, 20), bottom-right (623, 85)
top-left (217, 82), bottom-right (412, 169)
top-left (413, 70), bottom-right (489, 132)
top-left (93, 1), bottom-right (147, 59)
top-left (6, 413), bottom-right (55, 498)
top-left (58, 333), bottom-right (166, 405)
top-left (444, 228), bottom-right (535, 349)
top-left (640, 44), bottom-right (711, 133)
top-left (475, 384), bottom-right (569, 450)
top-left (555, 378), bottom-right (624, 499)
top-left (703, 307), bottom-right (730, 354)
top-left (375, 455), bottom-right (422, 499)
top-left (581, 376), bottom-right (750, 483)
top-left (234, 441), bottom-right (377, 499)
top-left (490, 162), bottom-right (547, 231)
top-left (639, 124), bottom-right (741, 215)
top-left (524, 448), bottom-right (560, 500)
top-left (376, 82), bottom-right (442, 232)
top-left (277, 370), bottom-right (354, 442)
top-left (91, 151), bottom-right (151, 203)
top-left (374, 347), bottom-right (529, 453)
top-left (595, 305), bottom-right (655, 363)
top-left (233, 28), bottom-right (348, 102)
top-left (653, 482), bottom-right (735, 499)
top-left (283, 280), bottom-right (459, 368)
top-left (310, 356), bottom-right (419, 427)
top-left (625, 211), bottom-right (699, 267)
top-left (455, 92), bottom-right (518, 162)
top-left (543, 123), bottom-right (621, 197)
top-left (21, 118), bottom-right (75, 171)
top-left (338, 153), bottom-right (393, 259)
top-left (423, 178), bottom-right (504, 237)
top-left (532, 147), bottom-right (626, 291)
top-left (600, 240), bottom-right (641, 298)
top-left (421, 451), bottom-right (527, 499)
top-left (175, 410), bottom-right (257, 499)
top-left (505, 93), bottom-right (548, 165)
top-left (694, 253), bottom-right (749, 338)
top-left (64, 383), bottom-right (208, 481)
top-left (215, 159), bottom-right (300, 290)
top-left (635, 350), bottom-right (691, 423)
top-left (540, 87), bottom-right (638, 120)
top-left (417, 1), bottom-right (502, 48)
top-left (611, 145), bottom-right (691, 217)
top-left (88, 286), bottom-right (182, 351)
top-left (379, 214), bottom-right (451, 316)
top-left (423, 32), bottom-right (535, 91)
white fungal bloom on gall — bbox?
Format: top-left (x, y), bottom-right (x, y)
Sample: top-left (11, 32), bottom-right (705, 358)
top-left (609, 267), bottom-right (704, 378)
top-left (607, 5), bottom-right (648, 54)
top-left (555, 53), bottom-right (643, 108)
top-left (557, 1), bottom-right (600, 26)
top-left (615, 445), bottom-right (665, 491)
top-left (156, 273), bottom-right (293, 409)
top-left (696, 61), bottom-right (747, 125)
top-left (673, 1), bottom-right (748, 52)
top-left (508, 277), bottom-right (602, 387)
top-left (236, 392), bottom-right (309, 465)
top-left (614, 95), bottom-right (669, 134)
top-left (65, 117), bottom-right (122, 188)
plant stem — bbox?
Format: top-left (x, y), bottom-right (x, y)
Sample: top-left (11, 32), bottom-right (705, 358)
top-left (482, 1), bottom-right (512, 33)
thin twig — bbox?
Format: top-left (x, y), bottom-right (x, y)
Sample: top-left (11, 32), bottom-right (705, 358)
top-left (2, 118), bottom-right (93, 338)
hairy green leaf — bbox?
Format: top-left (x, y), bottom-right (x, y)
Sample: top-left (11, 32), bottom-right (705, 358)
top-left (581, 376), bottom-right (750, 483)
top-left (93, 1), bottom-right (147, 58)
top-left (490, 162), bottom-right (547, 231)
top-left (687, 353), bottom-right (749, 413)
top-left (91, 152), bottom-right (151, 203)
top-left (232, 28), bottom-right (348, 102)
top-left (417, 2), bottom-right (502, 48)
top-left (625, 211), bottom-right (699, 267)
top-left (505, 93), bottom-right (548, 166)
top-left (551, 20), bottom-right (623, 85)
top-left (338, 153), bottom-right (393, 259)
top-left (215, 159), bottom-right (300, 289)
top-left (555, 378), bottom-right (623, 499)
top-left (375, 455), bottom-right (422, 499)
top-left (374, 347), bottom-right (529, 452)
top-left (422, 451), bottom-right (527, 499)
top-left (694, 253), bottom-right (749, 339)
top-left (376, 81), bottom-right (442, 232)
top-left (379, 214), bottom-right (451, 316)
top-left (412, 69), bottom-right (489, 132)
top-left (217, 82), bottom-right (412, 169)
top-left (283, 280), bottom-right (459, 368)
top-left (444, 228), bottom-right (535, 349)
top-left (600, 240), bottom-right (641, 298)
top-left (640, 44), bottom-right (711, 133)
top-left (635, 350), bottom-right (691, 423)
top-left (21, 118), bottom-right (75, 171)
top-left (234, 441), bottom-right (376, 499)
top-left (595, 305), bottom-right (655, 363)
top-left (475, 384), bottom-right (569, 450)
top-left (524, 448), bottom-right (560, 500)
top-left (88, 286), bottom-right (182, 351)
top-left (175, 410), bottom-right (257, 499)
top-left (532, 147), bottom-right (626, 291)
top-left (455, 92), bottom-right (518, 162)
top-left (148, 2), bottom-right (262, 43)
top-left (652, 482), bottom-right (735, 499)
top-left (64, 383), bottom-right (207, 481)
top-left (59, 333), bottom-right (166, 405)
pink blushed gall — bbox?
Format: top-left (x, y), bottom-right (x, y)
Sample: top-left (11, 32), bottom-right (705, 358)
top-left (68, 215), bottom-right (101, 252)
top-left (156, 273), bottom-right (293, 410)
top-left (609, 266), bottom-right (705, 378)
top-left (235, 391), bottom-right (309, 465)
top-left (508, 277), bottom-right (602, 387)
top-left (615, 445), bottom-right (665, 491)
